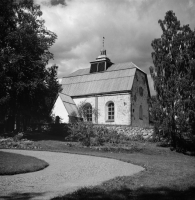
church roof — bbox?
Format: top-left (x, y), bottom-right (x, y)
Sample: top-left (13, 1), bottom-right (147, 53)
top-left (61, 62), bottom-right (147, 97)
top-left (59, 93), bottom-right (79, 116)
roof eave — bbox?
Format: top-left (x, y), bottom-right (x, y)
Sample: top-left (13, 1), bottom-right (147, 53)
top-left (71, 90), bottom-right (132, 98)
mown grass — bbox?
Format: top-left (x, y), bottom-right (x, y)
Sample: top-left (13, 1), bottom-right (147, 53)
top-left (29, 134), bottom-right (195, 200)
top-left (1, 132), bottom-right (195, 199)
top-left (0, 151), bottom-right (49, 175)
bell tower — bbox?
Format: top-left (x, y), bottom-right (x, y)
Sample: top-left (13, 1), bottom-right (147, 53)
top-left (90, 37), bottom-right (113, 73)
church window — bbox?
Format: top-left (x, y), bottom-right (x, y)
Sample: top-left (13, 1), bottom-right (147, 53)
top-left (106, 102), bottom-right (114, 121)
top-left (84, 103), bottom-right (92, 122)
top-left (90, 62), bottom-right (106, 73)
top-left (90, 63), bottom-right (98, 73)
top-left (139, 87), bottom-right (143, 96)
top-left (139, 105), bottom-right (143, 120)
top-left (98, 62), bottom-right (105, 72)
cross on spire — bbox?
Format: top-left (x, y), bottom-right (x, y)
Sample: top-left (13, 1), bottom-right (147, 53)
top-left (103, 36), bottom-right (105, 49)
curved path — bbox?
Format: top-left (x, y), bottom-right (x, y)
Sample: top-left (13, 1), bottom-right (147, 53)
top-left (0, 149), bottom-right (144, 200)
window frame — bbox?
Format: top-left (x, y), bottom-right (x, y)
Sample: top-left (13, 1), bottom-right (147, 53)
top-left (139, 104), bottom-right (143, 120)
top-left (84, 103), bottom-right (92, 122)
top-left (106, 101), bottom-right (115, 122)
top-left (139, 86), bottom-right (143, 96)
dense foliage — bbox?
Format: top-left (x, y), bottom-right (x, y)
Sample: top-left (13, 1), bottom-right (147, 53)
top-left (0, 0), bottom-right (61, 132)
top-left (150, 11), bottom-right (195, 152)
top-left (77, 100), bottom-right (99, 122)
top-left (67, 122), bottom-right (132, 147)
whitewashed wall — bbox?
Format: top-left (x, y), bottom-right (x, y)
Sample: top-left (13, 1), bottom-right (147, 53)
top-left (73, 93), bottom-right (131, 125)
top-left (98, 94), bottom-right (131, 125)
top-left (52, 96), bottom-right (69, 123)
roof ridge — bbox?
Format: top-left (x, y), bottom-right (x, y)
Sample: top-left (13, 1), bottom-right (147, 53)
top-left (62, 62), bottom-right (139, 78)
top-left (62, 74), bottom-right (135, 85)
top-left (63, 68), bottom-right (89, 78)
top-left (63, 68), bottom-right (136, 79)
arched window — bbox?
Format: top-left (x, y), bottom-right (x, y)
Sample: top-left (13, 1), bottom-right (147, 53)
top-left (139, 87), bottom-right (143, 96)
top-left (107, 102), bottom-right (114, 121)
top-left (84, 103), bottom-right (92, 122)
top-left (139, 105), bottom-right (143, 120)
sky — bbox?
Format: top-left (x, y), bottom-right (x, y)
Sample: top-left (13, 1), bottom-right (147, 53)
top-left (34, 0), bottom-right (195, 95)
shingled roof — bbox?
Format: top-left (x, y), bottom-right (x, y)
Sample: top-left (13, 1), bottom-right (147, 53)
top-left (61, 62), bottom-right (146, 97)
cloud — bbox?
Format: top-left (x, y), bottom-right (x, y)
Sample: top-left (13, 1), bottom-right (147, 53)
top-left (50, 0), bottom-right (66, 6)
top-left (34, 0), bottom-right (195, 95)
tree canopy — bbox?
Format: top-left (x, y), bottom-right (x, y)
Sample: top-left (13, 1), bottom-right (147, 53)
top-left (0, 0), bottom-right (61, 132)
top-left (150, 10), bottom-right (195, 152)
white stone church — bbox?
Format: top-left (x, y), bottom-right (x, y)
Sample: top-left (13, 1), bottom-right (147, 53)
top-left (52, 49), bottom-right (151, 127)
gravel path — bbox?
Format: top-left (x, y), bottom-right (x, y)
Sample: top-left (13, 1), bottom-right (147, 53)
top-left (0, 149), bottom-right (144, 200)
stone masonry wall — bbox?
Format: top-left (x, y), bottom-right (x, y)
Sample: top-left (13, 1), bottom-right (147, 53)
top-left (131, 69), bottom-right (150, 127)
top-left (106, 125), bottom-right (154, 140)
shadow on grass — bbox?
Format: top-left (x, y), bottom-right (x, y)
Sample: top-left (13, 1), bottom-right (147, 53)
top-left (0, 192), bottom-right (46, 200)
top-left (24, 132), bottom-right (67, 142)
top-left (52, 186), bottom-right (195, 200)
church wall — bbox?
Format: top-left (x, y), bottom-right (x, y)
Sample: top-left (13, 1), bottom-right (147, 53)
top-left (131, 70), bottom-right (150, 127)
top-left (52, 96), bottom-right (69, 123)
top-left (98, 93), bottom-right (131, 125)
top-left (73, 97), bottom-right (96, 122)
top-left (73, 93), bottom-right (131, 125)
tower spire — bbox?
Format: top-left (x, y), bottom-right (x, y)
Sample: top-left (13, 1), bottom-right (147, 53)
top-left (100, 36), bottom-right (106, 56)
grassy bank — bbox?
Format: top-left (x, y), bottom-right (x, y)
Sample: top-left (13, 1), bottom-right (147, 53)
top-left (0, 151), bottom-right (49, 175)
top-left (30, 136), bottom-right (195, 200)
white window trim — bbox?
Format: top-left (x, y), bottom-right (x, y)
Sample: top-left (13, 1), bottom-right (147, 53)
top-left (105, 101), bottom-right (115, 122)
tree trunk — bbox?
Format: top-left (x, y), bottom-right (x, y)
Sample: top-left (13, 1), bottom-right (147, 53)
top-left (171, 114), bottom-right (177, 148)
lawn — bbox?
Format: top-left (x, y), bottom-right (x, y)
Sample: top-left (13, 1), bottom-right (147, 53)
top-left (1, 132), bottom-right (195, 199)
top-left (0, 151), bottom-right (49, 175)
top-left (28, 134), bottom-right (195, 200)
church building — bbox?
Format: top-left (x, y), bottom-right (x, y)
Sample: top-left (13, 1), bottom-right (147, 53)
top-left (52, 48), bottom-right (151, 127)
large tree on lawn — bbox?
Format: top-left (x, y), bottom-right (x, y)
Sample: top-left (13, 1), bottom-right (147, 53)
top-left (150, 11), bottom-right (195, 151)
top-left (0, 0), bottom-right (61, 132)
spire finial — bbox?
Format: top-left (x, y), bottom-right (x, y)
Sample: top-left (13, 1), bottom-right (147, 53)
top-left (100, 36), bottom-right (106, 56)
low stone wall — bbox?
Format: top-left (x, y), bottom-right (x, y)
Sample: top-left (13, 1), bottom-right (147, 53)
top-left (106, 125), bottom-right (154, 140)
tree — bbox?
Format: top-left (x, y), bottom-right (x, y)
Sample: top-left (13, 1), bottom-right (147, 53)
top-left (0, 0), bottom-right (61, 132)
top-left (150, 10), bottom-right (195, 151)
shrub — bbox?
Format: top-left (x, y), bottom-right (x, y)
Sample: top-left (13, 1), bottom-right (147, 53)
top-left (13, 132), bottom-right (24, 142)
top-left (92, 126), bottom-right (110, 146)
top-left (106, 128), bottom-right (121, 144)
top-left (93, 126), bottom-right (132, 146)
top-left (68, 123), bottom-right (137, 147)
top-left (49, 123), bottom-right (70, 137)
top-left (68, 122), bottom-right (95, 147)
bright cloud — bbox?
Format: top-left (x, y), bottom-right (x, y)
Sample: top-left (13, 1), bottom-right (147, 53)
top-left (34, 0), bottom-right (195, 95)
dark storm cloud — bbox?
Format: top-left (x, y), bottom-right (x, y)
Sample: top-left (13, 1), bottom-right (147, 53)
top-left (50, 0), bottom-right (66, 6)
top-left (34, 0), bottom-right (195, 94)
